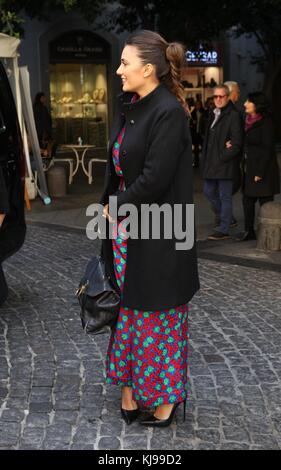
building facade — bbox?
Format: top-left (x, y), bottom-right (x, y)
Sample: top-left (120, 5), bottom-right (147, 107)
top-left (18, 12), bottom-right (266, 146)
top-left (18, 11), bottom-right (122, 150)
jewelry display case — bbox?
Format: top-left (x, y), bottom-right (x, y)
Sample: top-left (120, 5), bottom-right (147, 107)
top-left (50, 63), bottom-right (108, 146)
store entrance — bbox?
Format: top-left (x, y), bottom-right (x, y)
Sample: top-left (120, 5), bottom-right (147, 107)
top-left (182, 66), bottom-right (224, 108)
top-left (49, 30), bottom-right (110, 154)
top-left (50, 62), bottom-right (108, 148)
top-left (46, 30), bottom-right (111, 189)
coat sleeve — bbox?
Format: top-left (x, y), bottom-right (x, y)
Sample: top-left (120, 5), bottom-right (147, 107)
top-left (0, 167), bottom-right (9, 214)
top-left (255, 118), bottom-right (274, 178)
top-left (116, 107), bottom-right (190, 210)
top-left (220, 111), bottom-right (243, 162)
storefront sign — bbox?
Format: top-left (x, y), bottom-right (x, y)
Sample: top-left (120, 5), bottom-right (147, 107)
top-left (186, 45), bottom-right (222, 67)
top-left (49, 31), bottom-right (110, 63)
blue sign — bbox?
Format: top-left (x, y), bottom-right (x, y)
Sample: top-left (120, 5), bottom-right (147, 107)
top-left (186, 49), bottom-right (220, 66)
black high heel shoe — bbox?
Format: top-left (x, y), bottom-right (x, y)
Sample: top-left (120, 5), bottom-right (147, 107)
top-left (140, 400), bottom-right (186, 428)
top-left (121, 407), bottom-right (141, 425)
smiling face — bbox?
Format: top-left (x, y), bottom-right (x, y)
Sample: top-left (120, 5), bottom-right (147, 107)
top-left (116, 45), bottom-right (158, 97)
top-left (213, 87), bottom-right (229, 109)
top-left (244, 99), bottom-right (256, 115)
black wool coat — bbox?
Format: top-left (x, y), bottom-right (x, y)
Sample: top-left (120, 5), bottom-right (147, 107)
top-left (0, 164), bottom-right (26, 264)
top-left (201, 101), bottom-right (243, 180)
top-left (0, 166), bottom-right (9, 214)
top-left (101, 83), bottom-right (200, 311)
top-left (242, 115), bottom-right (280, 198)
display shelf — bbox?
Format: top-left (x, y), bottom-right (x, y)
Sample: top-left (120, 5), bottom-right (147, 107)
top-left (50, 63), bottom-right (108, 145)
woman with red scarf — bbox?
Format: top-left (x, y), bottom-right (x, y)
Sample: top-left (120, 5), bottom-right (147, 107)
top-left (239, 92), bottom-right (280, 241)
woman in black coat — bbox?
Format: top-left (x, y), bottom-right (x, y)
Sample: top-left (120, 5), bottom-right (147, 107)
top-left (101, 30), bottom-right (199, 427)
top-left (239, 92), bottom-right (280, 241)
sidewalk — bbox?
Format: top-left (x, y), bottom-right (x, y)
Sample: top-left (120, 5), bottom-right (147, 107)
top-left (1, 167), bottom-right (281, 450)
top-left (25, 166), bottom-right (281, 271)
top-left (1, 218), bottom-right (281, 450)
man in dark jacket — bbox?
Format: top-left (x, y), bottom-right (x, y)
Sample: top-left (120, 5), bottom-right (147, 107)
top-left (202, 84), bottom-right (243, 240)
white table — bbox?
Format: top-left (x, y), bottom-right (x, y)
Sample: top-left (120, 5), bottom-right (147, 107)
top-left (88, 157), bottom-right (107, 184)
top-left (59, 144), bottom-right (96, 184)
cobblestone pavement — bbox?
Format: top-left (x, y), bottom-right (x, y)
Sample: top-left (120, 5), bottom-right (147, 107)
top-left (0, 224), bottom-right (281, 450)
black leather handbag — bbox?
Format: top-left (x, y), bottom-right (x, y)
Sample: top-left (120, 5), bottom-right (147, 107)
top-left (76, 256), bottom-right (120, 335)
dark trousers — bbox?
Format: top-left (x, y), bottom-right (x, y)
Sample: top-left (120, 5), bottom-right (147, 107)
top-left (192, 133), bottom-right (203, 167)
top-left (204, 179), bottom-right (233, 234)
top-left (242, 194), bottom-right (274, 232)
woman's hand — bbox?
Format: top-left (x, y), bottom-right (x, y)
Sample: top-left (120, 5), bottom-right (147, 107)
top-left (254, 176), bottom-right (262, 183)
top-left (103, 204), bottom-right (116, 223)
top-left (0, 213), bottom-right (6, 227)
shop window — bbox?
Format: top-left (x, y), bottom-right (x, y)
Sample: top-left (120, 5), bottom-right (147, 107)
top-left (50, 63), bottom-right (108, 147)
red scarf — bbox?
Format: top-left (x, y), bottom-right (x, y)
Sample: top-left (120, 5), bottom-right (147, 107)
top-left (245, 113), bottom-right (263, 132)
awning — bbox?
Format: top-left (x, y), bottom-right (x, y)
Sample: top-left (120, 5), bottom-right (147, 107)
top-left (0, 33), bottom-right (20, 58)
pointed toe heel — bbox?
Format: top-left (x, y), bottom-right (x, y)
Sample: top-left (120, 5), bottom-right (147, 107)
top-left (140, 399), bottom-right (186, 428)
top-left (121, 408), bottom-right (140, 425)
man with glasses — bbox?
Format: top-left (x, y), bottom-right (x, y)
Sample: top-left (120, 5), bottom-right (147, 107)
top-left (202, 85), bottom-right (243, 240)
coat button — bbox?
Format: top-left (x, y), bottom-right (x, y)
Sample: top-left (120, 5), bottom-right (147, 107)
top-left (130, 119), bottom-right (135, 125)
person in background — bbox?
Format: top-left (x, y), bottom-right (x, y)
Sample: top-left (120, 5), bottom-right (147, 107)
top-left (238, 92), bottom-right (280, 241)
top-left (224, 81), bottom-right (241, 105)
top-left (33, 92), bottom-right (56, 157)
top-left (224, 81), bottom-right (243, 228)
top-left (190, 100), bottom-right (204, 167)
top-left (202, 84), bottom-right (243, 240)
top-left (201, 97), bottom-right (215, 137)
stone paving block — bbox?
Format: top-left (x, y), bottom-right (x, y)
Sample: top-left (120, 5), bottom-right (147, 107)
top-left (197, 442), bottom-right (218, 450)
top-left (100, 421), bottom-right (123, 436)
top-left (25, 413), bottom-right (50, 427)
top-left (42, 441), bottom-right (70, 450)
top-left (51, 411), bottom-right (79, 425)
top-left (195, 428), bottom-right (221, 445)
top-left (29, 402), bottom-right (53, 413)
top-left (251, 434), bottom-right (280, 449)
top-left (150, 435), bottom-right (176, 450)
top-left (197, 414), bottom-right (220, 429)
top-left (72, 421), bottom-right (98, 443)
top-left (173, 421), bottom-right (194, 439)
top-left (222, 425), bottom-right (250, 443)
top-left (98, 436), bottom-right (121, 450)
top-left (53, 397), bottom-right (80, 410)
top-left (20, 427), bottom-right (45, 447)
top-left (1, 408), bottom-right (25, 424)
top-left (0, 421), bottom-right (21, 447)
top-left (172, 438), bottom-right (195, 450)
top-left (71, 443), bottom-right (94, 450)
top-left (220, 442), bottom-right (251, 450)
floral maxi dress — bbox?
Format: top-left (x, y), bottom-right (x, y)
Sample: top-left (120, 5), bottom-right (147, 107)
top-left (106, 125), bottom-right (189, 409)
